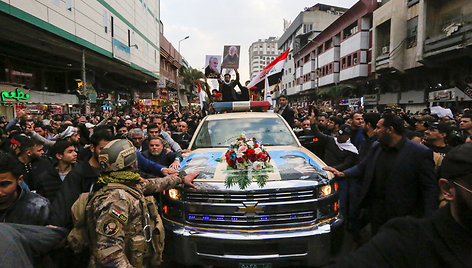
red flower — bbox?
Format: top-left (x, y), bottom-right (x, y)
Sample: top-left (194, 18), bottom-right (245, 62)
top-left (237, 157), bottom-right (245, 163)
top-left (246, 149), bottom-right (255, 156)
top-left (249, 154), bottom-right (258, 162)
top-left (228, 159), bottom-right (236, 167)
top-left (254, 143), bottom-right (259, 148)
top-left (257, 152), bottom-right (263, 158)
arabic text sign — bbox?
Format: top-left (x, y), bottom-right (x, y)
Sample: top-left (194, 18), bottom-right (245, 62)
top-left (1, 88), bottom-right (30, 102)
top-left (112, 38), bottom-right (131, 63)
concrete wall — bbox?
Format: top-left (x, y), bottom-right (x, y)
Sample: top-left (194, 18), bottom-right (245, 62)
top-left (1, 0), bottom-right (160, 78)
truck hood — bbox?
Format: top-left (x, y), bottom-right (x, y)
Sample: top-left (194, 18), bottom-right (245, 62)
top-left (179, 146), bottom-right (331, 191)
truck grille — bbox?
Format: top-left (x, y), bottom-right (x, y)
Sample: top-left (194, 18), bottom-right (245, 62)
top-left (183, 186), bottom-right (336, 228)
top-left (185, 187), bottom-right (317, 203)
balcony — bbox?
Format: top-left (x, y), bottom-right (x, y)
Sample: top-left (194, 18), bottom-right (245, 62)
top-left (319, 73), bottom-right (339, 87)
top-left (423, 23), bottom-right (472, 59)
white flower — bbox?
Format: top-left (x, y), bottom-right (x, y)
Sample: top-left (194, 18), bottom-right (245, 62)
top-left (236, 151), bottom-right (243, 158)
top-left (247, 140), bottom-right (254, 148)
top-left (254, 148), bottom-right (262, 154)
top-left (252, 161), bottom-right (265, 170)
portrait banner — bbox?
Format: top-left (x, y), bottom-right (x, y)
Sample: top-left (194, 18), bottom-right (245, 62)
top-left (221, 45), bottom-right (240, 69)
top-left (205, 55), bottom-right (222, 78)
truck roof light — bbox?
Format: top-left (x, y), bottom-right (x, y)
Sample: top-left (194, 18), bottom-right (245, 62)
top-left (211, 101), bottom-right (271, 113)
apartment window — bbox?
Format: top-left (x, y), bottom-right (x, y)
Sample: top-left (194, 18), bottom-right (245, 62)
top-left (288, 68), bottom-right (291, 73)
top-left (342, 58), bottom-right (346, 69)
top-left (128, 30), bottom-right (131, 46)
top-left (347, 55), bottom-right (352, 67)
top-left (303, 24), bottom-right (307, 33)
top-left (288, 54), bottom-right (291, 60)
top-left (66, 0), bottom-right (73, 11)
top-left (111, 16), bottom-right (114, 37)
top-left (353, 53), bottom-right (358, 65)
top-left (406, 16), bottom-right (418, 48)
top-left (103, 11), bottom-right (108, 33)
top-left (407, 0), bottom-right (419, 7)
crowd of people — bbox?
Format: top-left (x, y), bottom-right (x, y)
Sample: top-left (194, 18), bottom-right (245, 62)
top-left (0, 96), bottom-right (471, 266)
top-left (0, 106), bottom-right (203, 267)
top-left (275, 95), bottom-right (472, 266)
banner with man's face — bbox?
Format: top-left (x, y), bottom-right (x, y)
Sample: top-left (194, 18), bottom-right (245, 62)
top-left (205, 55), bottom-right (221, 78)
top-left (221, 45), bottom-right (240, 69)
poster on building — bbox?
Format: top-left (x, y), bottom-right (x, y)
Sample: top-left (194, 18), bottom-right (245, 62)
top-left (221, 45), bottom-right (240, 69)
top-left (205, 55), bottom-right (222, 78)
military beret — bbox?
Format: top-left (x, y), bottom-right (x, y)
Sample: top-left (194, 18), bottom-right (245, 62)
top-left (441, 143), bottom-right (472, 180)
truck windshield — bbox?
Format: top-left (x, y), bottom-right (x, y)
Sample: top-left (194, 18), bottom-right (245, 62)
top-left (192, 117), bottom-right (298, 149)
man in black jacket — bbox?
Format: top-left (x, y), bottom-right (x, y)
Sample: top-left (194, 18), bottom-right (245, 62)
top-left (35, 141), bottom-right (77, 202)
top-left (0, 152), bottom-right (49, 226)
top-left (48, 130), bottom-right (114, 228)
top-left (325, 114), bottom-right (438, 235)
top-left (275, 95), bottom-right (294, 127)
top-left (219, 69), bottom-right (239, 102)
top-left (327, 143), bottom-right (472, 267)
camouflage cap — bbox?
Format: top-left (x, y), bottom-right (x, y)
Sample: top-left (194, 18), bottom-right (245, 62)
top-left (98, 139), bottom-right (137, 172)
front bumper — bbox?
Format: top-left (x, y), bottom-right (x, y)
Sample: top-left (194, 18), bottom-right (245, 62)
top-left (163, 216), bottom-right (343, 267)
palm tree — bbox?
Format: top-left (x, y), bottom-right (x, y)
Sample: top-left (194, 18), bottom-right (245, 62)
top-left (180, 67), bottom-right (204, 102)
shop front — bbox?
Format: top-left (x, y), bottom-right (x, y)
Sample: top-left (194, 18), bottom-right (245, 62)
top-left (399, 90), bottom-right (426, 114)
top-left (428, 87), bottom-right (472, 113)
top-left (1, 85), bottom-right (79, 119)
top-left (363, 94), bottom-right (379, 112)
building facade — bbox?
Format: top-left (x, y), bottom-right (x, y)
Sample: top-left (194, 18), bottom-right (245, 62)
top-left (276, 4), bottom-right (346, 101)
top-left (369, 0), bottom-right (472, 113)
top-left (293, 0), bottom-right (377, 107)
top-left (0, 0), bottom-right (161, 117)
top-left (158, 33), bottom-right (182, 106)
top-left (249, 37), bottom-right (279, 80)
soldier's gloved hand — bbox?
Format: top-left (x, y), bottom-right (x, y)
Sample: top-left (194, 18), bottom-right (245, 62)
top-left (162, 168), bottom-right (178, 176)
top-left (183, 172), bottom-right (198, 189)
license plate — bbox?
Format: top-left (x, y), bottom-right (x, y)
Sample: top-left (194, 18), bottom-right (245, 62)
top-left (239, 263), bottom-right (272, 268)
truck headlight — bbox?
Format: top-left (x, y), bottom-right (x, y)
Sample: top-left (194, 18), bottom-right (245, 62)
top-left (168, 189), bottom-right (180, 200)
top-left (319, 184), bottom-right (332, 197)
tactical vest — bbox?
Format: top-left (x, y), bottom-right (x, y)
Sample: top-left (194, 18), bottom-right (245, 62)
top-left (68, 183), bottom-right (165, 267)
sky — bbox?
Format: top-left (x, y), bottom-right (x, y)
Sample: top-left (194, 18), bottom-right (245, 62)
top-left (161, 0), bottom-right (358, 83)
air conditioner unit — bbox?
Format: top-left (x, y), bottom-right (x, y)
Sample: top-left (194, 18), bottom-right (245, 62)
top-left (353, 58), bottom-right (358, 64)
top-left (382, 46), bottom-right (390, 54)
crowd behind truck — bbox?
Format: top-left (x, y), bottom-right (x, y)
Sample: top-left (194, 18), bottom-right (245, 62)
top-left (0, 98), bottom-right (471, 267)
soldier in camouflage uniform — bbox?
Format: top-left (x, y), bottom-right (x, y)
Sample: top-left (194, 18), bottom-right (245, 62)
top-left (84, 139), bottom-right (196, 267)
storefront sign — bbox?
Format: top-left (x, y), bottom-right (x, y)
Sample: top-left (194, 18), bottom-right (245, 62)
top-left (428, 90), bottom-right (454, 102)
top-left (112, 38), bottom-right (130, 63)
top-left (363, 94), bottom-right (378, 105)
top-left (1, 88), bottom-right (30, 102)
top-left (349, 98), bottom-right (362, 106)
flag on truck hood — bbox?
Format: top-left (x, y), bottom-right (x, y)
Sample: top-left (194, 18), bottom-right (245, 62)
top-left (247, 49), bottom-right (289, 90)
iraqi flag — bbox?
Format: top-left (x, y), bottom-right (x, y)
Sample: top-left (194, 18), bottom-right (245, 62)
top-left (247, 49), bottom-right (289, 91)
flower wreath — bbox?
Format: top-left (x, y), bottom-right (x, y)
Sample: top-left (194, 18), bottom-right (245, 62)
top-left (218, 135), bottom-right (273, 189)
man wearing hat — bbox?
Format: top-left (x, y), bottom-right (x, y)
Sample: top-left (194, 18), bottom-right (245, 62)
top-left (310, 120), bottom-right (359, 218)
top-left (424, 122), bottom-right (452, 167)
top-left (327, 143), bottom-right (472, 267)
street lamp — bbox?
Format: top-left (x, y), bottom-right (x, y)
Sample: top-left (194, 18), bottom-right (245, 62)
top-left (178, 36), bottom-right (189, 54)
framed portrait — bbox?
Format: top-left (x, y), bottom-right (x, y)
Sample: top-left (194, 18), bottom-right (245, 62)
top-left (221, 45), bottom-right (240, 69)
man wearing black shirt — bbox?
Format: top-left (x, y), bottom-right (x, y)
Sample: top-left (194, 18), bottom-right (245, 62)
top-left (324, 114), bottom-right (437, 234)
top-left (219, 69), bottom-right (239, 102)
top-left (424, 122), bottom-right (452, 156)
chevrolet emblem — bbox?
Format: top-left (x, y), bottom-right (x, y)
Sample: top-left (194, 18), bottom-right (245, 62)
top-left (237, 201), bottom-right (263, 216)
